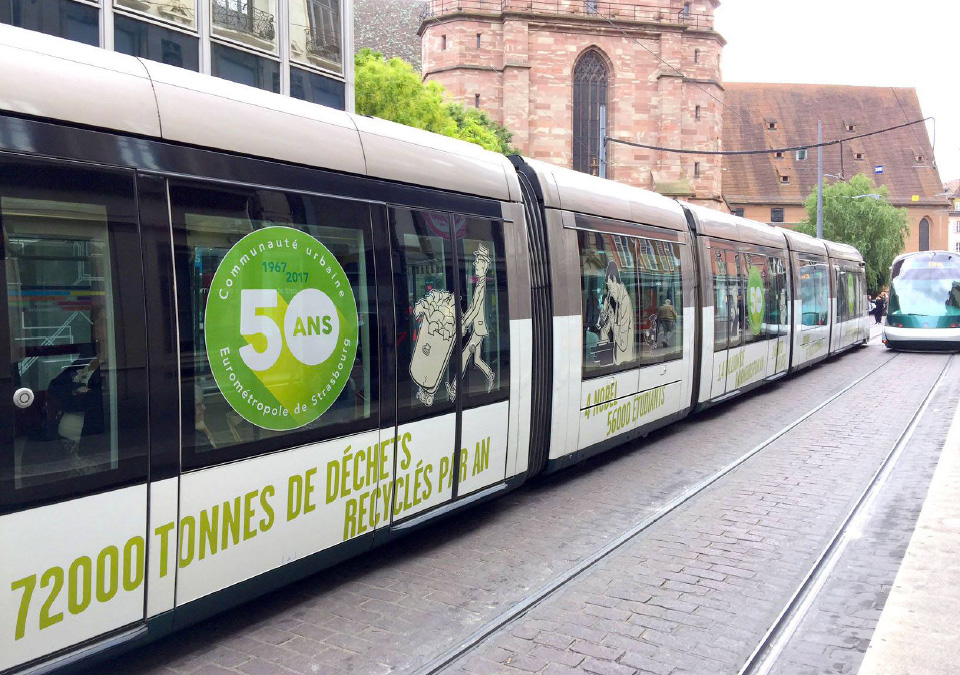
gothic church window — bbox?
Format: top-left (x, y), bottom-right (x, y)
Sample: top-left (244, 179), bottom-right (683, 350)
top-left (573, 50), bottom-right (608, 176)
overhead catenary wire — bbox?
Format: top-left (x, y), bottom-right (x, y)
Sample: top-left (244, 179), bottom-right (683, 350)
top-left (605, 116), bottom-right (934, 155)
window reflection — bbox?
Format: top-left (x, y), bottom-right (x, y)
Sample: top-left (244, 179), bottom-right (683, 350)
top-left (638, 239), bottom-right (683, 363)
top-left (289, 0), bottom-right (342, 73)
top-left (799, 259), bottom-right (829, 327)
top-left (115, 0), bottom-right (197, 30)
top-left (3, 199), bottom-right (118, 488)
top-left (580, 231), bottom-right (638, 375)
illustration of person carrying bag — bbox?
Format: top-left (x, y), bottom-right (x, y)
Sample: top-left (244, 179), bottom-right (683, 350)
top-left (596, 261), bottom-right (634, 366)
top-left (448, 244), bottom-right (495, 398)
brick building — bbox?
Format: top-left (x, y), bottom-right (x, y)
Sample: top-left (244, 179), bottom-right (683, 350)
top-left (419, 0), bottom-right (725, 208)
top-left (722, 83), bottom-right (949, 253)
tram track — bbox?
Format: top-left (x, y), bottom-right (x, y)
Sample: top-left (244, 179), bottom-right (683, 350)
top-left (737, 352), bottom-right (956, 675)
top-left (412, 351), bottom-right (905, 675)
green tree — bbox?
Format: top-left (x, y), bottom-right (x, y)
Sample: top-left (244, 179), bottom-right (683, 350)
top-left (794, 174), bottom-right (909, 294)
top-left (354, 49), bottom-right (517, 155)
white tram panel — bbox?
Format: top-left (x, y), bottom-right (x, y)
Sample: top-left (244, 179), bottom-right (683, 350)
top-left (0, 25), bottom-right (160, 138)
top-left (0, 486), bottom-right (147, 673)
top-left (176, 430), bottom-right (385, 606)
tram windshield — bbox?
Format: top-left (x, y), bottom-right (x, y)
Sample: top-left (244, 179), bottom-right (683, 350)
top-left (889, 259), bottom-right (960, 317)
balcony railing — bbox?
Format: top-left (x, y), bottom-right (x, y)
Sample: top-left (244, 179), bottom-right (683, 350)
top-left (306, 28), bottom-right (341, 62)
top-left (420, 0), bottom-right (713, 28)
top-left (212, 0), bottom-right (276, 41)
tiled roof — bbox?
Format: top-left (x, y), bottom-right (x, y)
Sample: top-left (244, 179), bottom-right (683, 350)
top-left (355, 0), bottom-right (425, 69)
top-left (722, 83), bottom-right (945, 207)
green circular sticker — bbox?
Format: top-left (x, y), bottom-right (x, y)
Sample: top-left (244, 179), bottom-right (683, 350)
top-left (847, 274), bottom-right (856, 316)
top-left (747, 266), bottom-right (764, 336)
top-left (204, 226), bottom-right (358, 431)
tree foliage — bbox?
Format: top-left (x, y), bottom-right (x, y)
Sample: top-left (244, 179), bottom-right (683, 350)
top-left (794, 174), bottom-right (909, 294)
top-left (354, 49), bottom-right (517, 155)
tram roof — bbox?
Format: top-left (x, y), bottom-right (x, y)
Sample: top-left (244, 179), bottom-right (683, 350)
top-left (521, 158), bottom-right (688, 231)
top-left (0, 25), bottom-right (521, 204)
top-left (780, 228), bottom-right (829, 256)
top-left (681, 202), bottom-right (787, 249)
top-left (823, 240), bottom-right (864, 264)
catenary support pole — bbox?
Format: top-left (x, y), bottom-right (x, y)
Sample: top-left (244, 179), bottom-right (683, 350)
top-left (817, 120), bottom-right (824, 239)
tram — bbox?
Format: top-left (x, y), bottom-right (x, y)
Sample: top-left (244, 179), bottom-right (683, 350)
top-left (0, 25), bottom-right (869, 674)
top-left (884, 251), bottom-right (960, 350)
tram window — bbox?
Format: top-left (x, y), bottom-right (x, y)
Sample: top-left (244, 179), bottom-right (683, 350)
top-left (579, 231), bottom-right (639, 377)
top-left (771, 255), bottom-right (789, 335)
top-left (392, 209), bottom-right (457, 420)
top-left (0, 161), bottom-right (148, 512)
top-left (799, 258), bottom-right (829, 327)
top-left (741, 252), bottom-right (773, 343)
top-left (712, 248), bottom-right (741, 351)
top-left (456, 219), bottom-right (510, 408)
top-left (636, 238), bottom-right (683, 363)
top-left (170, 183), bottom-right (378, 470)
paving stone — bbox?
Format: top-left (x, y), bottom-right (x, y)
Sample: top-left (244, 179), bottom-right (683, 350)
top-left (102, 349), bottom-right (956, 675)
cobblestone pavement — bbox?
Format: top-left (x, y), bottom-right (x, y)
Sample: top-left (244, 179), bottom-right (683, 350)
top-left (768, 356), bottom-right (960, 675)
top-left (440, 351), bottom-right (950, 675)
top-left (99, 345), bottom-right (953, 675)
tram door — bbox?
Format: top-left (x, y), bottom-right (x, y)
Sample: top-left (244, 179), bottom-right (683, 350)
top-left (0, 158), bottom-right (149, 672)
top-left (711, 246), bottom-right (744, 398)
top-left (387, 208), bottom-right (511, 525)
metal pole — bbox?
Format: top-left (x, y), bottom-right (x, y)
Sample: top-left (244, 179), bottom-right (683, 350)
top-left (816, 120), bottom-right (824, 239)
top-left (599, 105), bottom-right (607, 179)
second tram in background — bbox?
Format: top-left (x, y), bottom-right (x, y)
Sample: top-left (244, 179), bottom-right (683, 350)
top-left (884, 251), bottom-right (960, 351)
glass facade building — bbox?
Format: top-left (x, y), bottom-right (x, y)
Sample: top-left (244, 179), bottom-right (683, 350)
top-left (1, 0), bottom-right (352, 111)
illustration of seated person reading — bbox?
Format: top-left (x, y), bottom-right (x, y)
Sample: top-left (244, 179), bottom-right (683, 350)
top-left (588, 261), bottom-right (635, 367)
top-left (410, 245), bottom-right (495, 405)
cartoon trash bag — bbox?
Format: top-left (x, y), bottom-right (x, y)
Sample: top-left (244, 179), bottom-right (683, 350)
top-left (410, 289), bottom-right (457, 405)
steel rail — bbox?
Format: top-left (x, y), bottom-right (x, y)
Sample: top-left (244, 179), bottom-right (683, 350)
top-left (412, 352), bottom-right (902, 675)
top-left (738, 352), bottom-right (956, 675)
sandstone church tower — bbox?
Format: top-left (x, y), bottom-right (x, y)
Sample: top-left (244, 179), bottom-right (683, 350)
top-left (420, 0), bottom-right (724, 207)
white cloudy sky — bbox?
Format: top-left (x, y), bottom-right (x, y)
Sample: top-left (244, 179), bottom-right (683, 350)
top-left (715, 0), bottom-right (959, 184)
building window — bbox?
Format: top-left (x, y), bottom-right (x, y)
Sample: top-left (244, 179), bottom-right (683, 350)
top-left (767, 121), bottom-right (778, 131)
top-left (695, 105), bottom-right (701, 121)
top-left (732, 208), bottom-right (744, 218)
top-left (211, 0), bottom-right (278, 51)
top-left (780, 175), bottom-right (790, 184)
top-left (955, 242), bottom-right (960, 253)
top-left (573, 49), bottom-right (609, 177)
top-left (694, 162), bottom-right (700, 178)
top-left (796, 148), bottom-right (807, 160)
top-left (476, 33), bottom-right (481, 48)
top-left (0, 0), bottom-right (99, 46)
top-left (114, 14), bottom-right (200, 71)
top-left (955, 222), bottom-right (960, 233)
top-left (290, 66), bottom-right (346, 109)
top-left (771, 208), bottom-right (784, 223)
top-left (211, 42), bottom-right (280, 93)
top-left (115, 0), bottom-right (198, 31)
top-left (919, 217), bottom-right (930, 251)
top-left (916, 154), bottom-right (925, 163)
top-left (855, 152), bottom-right (864, 160)
top-left (846, 123), bottom-right (856, 132)
top-left (441, 34), bottom-right (446, 50)
top-left (474, 93), bottom-right (480, 108)
top-left (775, 151), bottom-right (784, 159)
top-left (682, 3), bottom-right (690, 16)
top-left (694, 48), bottom-right (699, 63)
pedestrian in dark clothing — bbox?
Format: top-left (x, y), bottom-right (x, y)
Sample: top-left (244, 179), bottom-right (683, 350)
top-left (874, 293), bottom-right (886, 324)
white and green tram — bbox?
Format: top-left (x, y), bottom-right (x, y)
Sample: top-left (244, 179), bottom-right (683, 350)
top-left (0, 25), bottom-right (870, 674)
